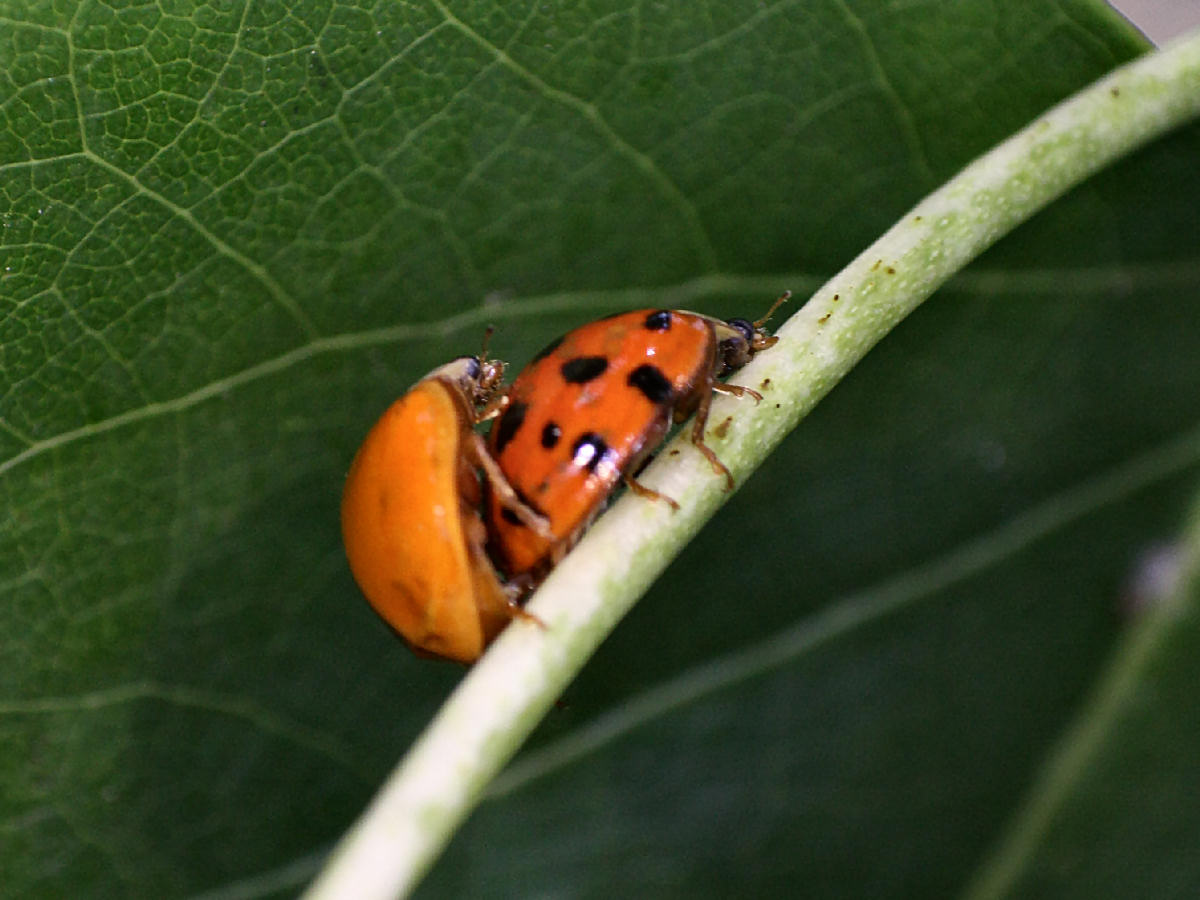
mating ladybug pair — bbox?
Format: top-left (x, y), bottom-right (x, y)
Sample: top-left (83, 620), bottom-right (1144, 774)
top-left (340, 294), bottom-right (788, 663)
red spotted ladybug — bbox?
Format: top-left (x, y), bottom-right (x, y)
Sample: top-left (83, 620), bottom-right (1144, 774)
top-left (486, 294), bottom-right (787, 580)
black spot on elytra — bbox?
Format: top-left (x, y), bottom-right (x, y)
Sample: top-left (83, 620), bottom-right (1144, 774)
top-left (627, 364), bottom-right (673, 405)
top-left (541, 422), bottom-right (561, 448)
top-left (492, 401), bottom-right (527, 453)
top-left (644, 310), bottom-right (672, 331)
top-left (561, 355), bottom-right (608, 384)
top-left (531, 335), bottom-right (564, 363)
top-left (571, 432), bottom-right (609, 473)
top-left (501, 507), bottom-right (523, 526)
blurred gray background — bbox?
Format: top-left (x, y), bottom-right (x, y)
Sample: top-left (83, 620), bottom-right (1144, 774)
top-left (1113, 0), bottom-right (1200, 42)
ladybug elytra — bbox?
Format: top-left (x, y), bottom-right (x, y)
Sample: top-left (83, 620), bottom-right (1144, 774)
top-left (340, 353), bottom-right (550, 663)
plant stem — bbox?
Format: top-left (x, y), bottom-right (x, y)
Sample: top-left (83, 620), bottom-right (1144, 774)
top-left (304, 28), bottom-right (1200, 900)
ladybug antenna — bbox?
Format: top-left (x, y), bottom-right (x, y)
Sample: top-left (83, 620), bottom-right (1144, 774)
top-left (754, 290), bottom-right (792, 329)
top-left (479, 324), bottom-right (496, 364)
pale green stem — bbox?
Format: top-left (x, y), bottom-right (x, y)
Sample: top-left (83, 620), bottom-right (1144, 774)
top-left (304, 29), bottom-right (1200, 900)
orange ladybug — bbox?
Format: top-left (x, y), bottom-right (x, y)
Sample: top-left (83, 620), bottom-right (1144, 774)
top-left (487, 294), bottom-right (787, 580)
top-left (341, 354), bottom-right (550, 663)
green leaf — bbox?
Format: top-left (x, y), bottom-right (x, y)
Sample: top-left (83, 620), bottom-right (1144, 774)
top-left (2, 1), bottom-right (1199, 897)
top-left (964, 503), bottom-right (1200, 900)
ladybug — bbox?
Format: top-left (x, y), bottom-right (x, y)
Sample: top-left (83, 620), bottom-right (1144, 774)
top-left (487, 294), bottom-right (788, 580)
top-left (340, 352), bottom-right (551, 663)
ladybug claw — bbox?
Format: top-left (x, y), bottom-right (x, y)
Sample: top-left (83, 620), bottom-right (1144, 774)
top-left (507, 600), bottom-right (547, 630)
top-left (711, 382), bottom-right (762, 405)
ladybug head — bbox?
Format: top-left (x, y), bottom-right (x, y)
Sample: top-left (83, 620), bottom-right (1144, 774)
top-left (429, 355), bottom-right (508, 409)
top-left (459, 324), bottom-right (508, 407)
top-left (715, 319), bottom-right (753, 374)
top-left (468, 354), bottom-right (508, 407)
top-left (715, 291), bottom-right (789, 375)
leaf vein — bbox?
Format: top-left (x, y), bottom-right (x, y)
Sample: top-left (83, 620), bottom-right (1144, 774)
top-left (430, 0), bottom-right (718, 270)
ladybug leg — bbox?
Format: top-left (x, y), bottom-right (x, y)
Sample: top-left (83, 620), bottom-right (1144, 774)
top-left (476, 393), bottom-right (508, 423)
top-left (693, 379), bottom-right (765, 487)
top-left (711, 382), bottom-right (763, 405)
top-left (508, 602), bottom-right (546, 629)
top-left (689, 390), bottom-right (736, 491)
top-left (622, 474), bottom-right (680, 510)
top-left (468, 432), bottom-right (555, 541)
